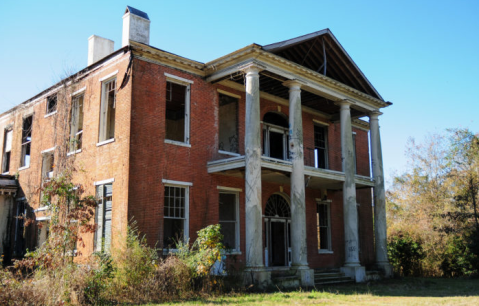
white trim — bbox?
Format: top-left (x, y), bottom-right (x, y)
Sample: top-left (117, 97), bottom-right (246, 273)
top-left (94, 178), bottom-right (115, 186)
top-left (34, 206), bottom-right (50, 212)
top-left (164, 139), bottom-right (191, 148)
top-left (164, 72), bottom-right (194, 84)
top-left (313, 119), bottom-right (329, 126)
top-left (162, 179), bottom-right (193, 187)
top-left (318, 250), bottom-right (334, 254)
top-left (67, 149), bottom-right (82, 156)
top-left (218, 150), bottom-right (240, 157)
top-left (44, 111), bottom-right (57, 118)
top-left (217, 89), bottom-right (240, 99)
top-left (71, 87), bottom-right (87, 97)
top-left (217, 186), bottom-right (242, 192)
top-left (18, 165), bottom-right (30, 171)
top-left (36, 216), bottom-right (51, 221)
top-left (41, 147), bottom-right (56, 154)
top-left (99, 70), bottom-right (119, 82)
top-left (1, 171), bottom-right (9, 175)
top-left (96, 138), bottom-right (115, 147)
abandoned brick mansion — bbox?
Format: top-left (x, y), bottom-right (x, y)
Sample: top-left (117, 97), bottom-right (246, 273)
top-left (0, 6), bottom-right (392, 286)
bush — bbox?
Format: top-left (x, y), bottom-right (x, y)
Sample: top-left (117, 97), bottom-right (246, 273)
top-left (440, 235), bottom-right (477, 277)
top-left (388, 232), bottom-right (425, 276)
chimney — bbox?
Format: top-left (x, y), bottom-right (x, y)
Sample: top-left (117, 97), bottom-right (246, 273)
top-left (122, 6), bottom-right (150, 47)
top-left (88, 35), bottom-right (114, 66)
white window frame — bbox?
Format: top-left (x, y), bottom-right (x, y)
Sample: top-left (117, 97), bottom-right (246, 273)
top-left (317, 199), bottom-right (333, 254)
top-left (69, 93), bottom-right (84, 154)
top-left (164, 73), bottom-right (192, 145)
top-left (41, 147), bottom-right (55, 180)
top-left (20, 115), bottom-right (33, 169)
top-left (98, 76), bottom-right (117, 144)
top-left (162, 179), bottom-right (191, 252)
top-left (94, 182), bottom-right (113, 253)
top-left (262, 122), bottom-right (289, 161)
top-left (218, 187), bottom-right (241, 254)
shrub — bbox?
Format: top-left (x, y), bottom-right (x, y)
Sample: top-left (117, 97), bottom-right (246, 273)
top-left (388, 232), bottom-right (425, 276)
top-left (440, 234), bottom-right (477, 277)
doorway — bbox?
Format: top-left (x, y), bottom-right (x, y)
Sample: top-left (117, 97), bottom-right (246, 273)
top-left (264, 193), bottom-right (291, 267)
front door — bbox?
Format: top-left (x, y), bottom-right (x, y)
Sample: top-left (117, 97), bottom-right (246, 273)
top-left (264, 193), bottom-right (292, 267)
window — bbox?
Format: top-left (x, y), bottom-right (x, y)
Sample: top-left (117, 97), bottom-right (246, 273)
top-left (95, 183), bottom-right (113, 252)
top-left (263, 112), bottom-right (289, 160)
top-left (46, 95), bottom-right (57, 115)
top-left (20, 116), bottom-right (33, 168)
top-left (41, 151), bottom-right (54, 179)
top-left (314, 125), bottom-right (328, 169)
top-left (219, 192), bottom-right (240, 251)
top-left (99, 78), bottom-right (116, 142)
top-left (2, 129), bottom-right (12, 173)
top-left (163, 184), bottom-right (189, 248)
top-left (352, 132), bottom-right (357, 174)
top-left (317, 201), bottom-right (331, 252)
top-left (69, 94), bottom-right (84, 152)
top-left (165, 79), bottom-right (190, 144)
top-left (218, 93), bottom-right (238, 153)
top-left (37, 221), bottom-right (50, 247)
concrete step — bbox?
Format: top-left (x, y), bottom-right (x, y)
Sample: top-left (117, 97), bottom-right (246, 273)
top-left (314, 271), bottom-right (354, 286)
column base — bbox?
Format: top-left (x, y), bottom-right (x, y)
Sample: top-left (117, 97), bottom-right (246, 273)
top-left (243, 267), bottom-right (272, 289)
top-left (374, 262), bottom-right (393, 278)
top-left (341, 265), bottom-right (366, 283)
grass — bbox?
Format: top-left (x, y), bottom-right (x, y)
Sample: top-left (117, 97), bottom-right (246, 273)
top-left (148, 277), bottom-right (479, 305)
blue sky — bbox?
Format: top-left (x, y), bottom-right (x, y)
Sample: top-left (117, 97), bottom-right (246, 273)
top-left (1, 0), bottom-right (478, 186)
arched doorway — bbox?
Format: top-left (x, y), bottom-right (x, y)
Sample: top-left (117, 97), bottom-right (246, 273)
top-left (264, 193), bottom-right (291, 267)
top-left (263, 112), bottom-right (289, 160)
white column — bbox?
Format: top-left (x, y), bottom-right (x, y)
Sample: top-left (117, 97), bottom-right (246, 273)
top-left (336, 100), bottom-right (361, 267)
top-left (369, 111), bottom-right (392, 276)
top-left (283, 80), bottom-right (308, 268)
top-left (243, 63), bottom-right (264, 269)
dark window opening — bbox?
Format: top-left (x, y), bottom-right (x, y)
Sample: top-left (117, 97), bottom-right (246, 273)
top-left (317, 202), bottom-right (331, 251)
top-left (99, 79), bottom-right (116, 142)
top-left (163, 185), bottom-right (186, 248)
top-left (20, 116), bottom-right (32, 168)
top-left (46, 95), bottom-right (57, 114)
top-left (219, 192), bottom-right (238, 250)
top-left (263, 112), bottom-right (289, 160)
top-left (69, 95), bottom-right (84, 152)
top-left (314, 125), bottom-right (328, 169)
top-left (2, 129), bottom-right (12, 173)
top-left (218, 94), bottom-right (238, 153)
top-left (166, 81), bottom-right (187, 142)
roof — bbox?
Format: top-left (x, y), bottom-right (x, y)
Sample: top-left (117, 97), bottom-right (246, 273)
top-left (262, 29), bottom-right (383, 100)
top-left (125, 6), bottom-right (149, 20)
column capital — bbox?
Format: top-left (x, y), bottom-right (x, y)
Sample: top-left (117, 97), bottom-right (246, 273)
top-left (369, 111), bottom-right (383, 120)
top-left (239, 62), bottom-right (266, 75)
top-left (334, 99), bottom-right (355, 109)
top-left (282, 79), bottom-right (305, 90)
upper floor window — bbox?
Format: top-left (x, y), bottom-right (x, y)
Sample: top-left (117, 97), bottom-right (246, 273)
top-left (165, 74), bottom-right (192, 145)
top-left (69, 94), bottom-right (84, 152)
top-left (218, 93), bottom-right (239, 154)
top-left (99, 78), bottom-right (116, 142)
top-left (46, 95), bottom-right (57, 115)
top-left (41, 150), bottom-right (54, 180)
top-left (314, 125), bottom-right (328, 169)
top-left (2, 129), bottom-right (12, 173)
top-left (263, 112), bottom-right (289, 160)
top-left (20, 116), bottom-right (33, 168)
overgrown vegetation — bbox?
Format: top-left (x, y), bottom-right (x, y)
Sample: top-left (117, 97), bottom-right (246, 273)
top-left (387, 128), bottom-right (479, 277)
top-left (0, 173), bottom-right (236, 305)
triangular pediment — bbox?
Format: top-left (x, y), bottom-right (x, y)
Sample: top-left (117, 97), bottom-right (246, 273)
top-left (263, 29), bottom-right (382, 100)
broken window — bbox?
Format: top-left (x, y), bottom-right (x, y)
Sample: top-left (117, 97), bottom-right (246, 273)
top-left (46, 95), bottom-right (57, 115)
top-left (37, 220), bottom-right (50, 247)
top-left (69, 94), bottom-right (84, 152)
top-left (165, 80), bottom-right (190, 143)
top-left (99, 78), bottom-right (116, 142)
top-left (314, 125), bottom-right (328, 169)
top-left (20, 116), bottom-right (32, 168)
top-left (41, 152), bottom-right (54, 180)
top-left (2, 129), bottom-right (12, 173)
top-left (317, 201), bottom-right (331, 252)
top-left (218, 94), bottom-right (238, 153)
top-left (95, 183), bottom-right (113, 252)
top-left (263, 112), bottom-right (289, 160)
top-left (163, 185), bottom-right (188, 248)
top-left (219, 192), bottom-right (239, 251)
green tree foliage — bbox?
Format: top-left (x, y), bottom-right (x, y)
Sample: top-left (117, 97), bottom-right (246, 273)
top-left (387, 129), bottom-right (479, 276)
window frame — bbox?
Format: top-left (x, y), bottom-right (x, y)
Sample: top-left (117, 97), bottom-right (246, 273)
top-left (164, 73), bottom-right (192, 146)
top-left (317, 199), bottom-right (333, 254)
top-left (20, 115), bottom-right (33, 169)
top-left (98, 77), bottom-right (117, 143)
top-left (41, 147), bottom-right (55, 180)
top-left (2, 128), bottom-right (13, 174)
top-left (94, 180), bottom-right (114, 253)
top-left (162, 179), bottom-right (191, 252)
top-left (218, 187), bottom-right (241, 253)
top-left (69, 93), bottom-right (84, 154)
top-left (314, 124), bottom-right (329, 169)
top-left (262, 123), bottom-right (289, 161)
top-left (45, 95), bottom-right (57, 116)
top-left (218, 92), bottom-right (239, 154)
